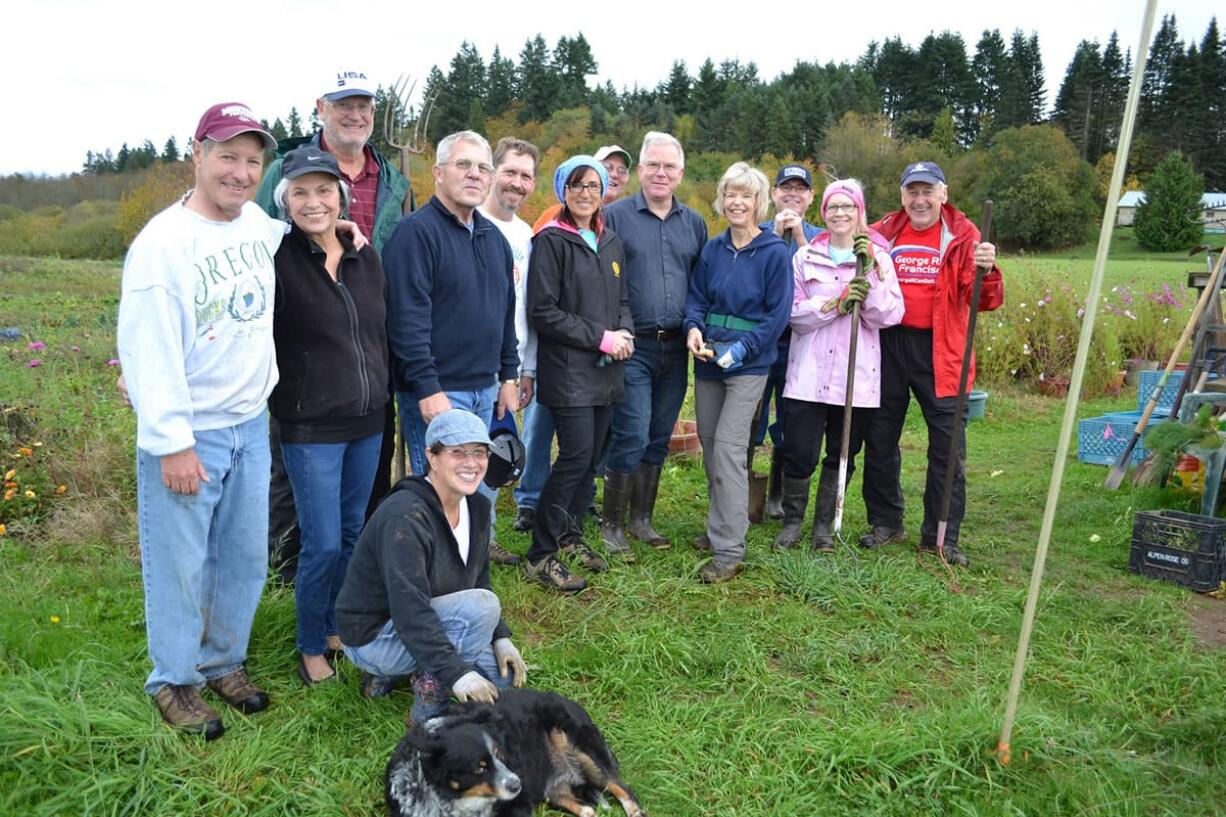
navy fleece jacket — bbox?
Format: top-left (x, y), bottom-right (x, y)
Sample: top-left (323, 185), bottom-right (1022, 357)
top-left (683, 228), bottom-right (793, 380)
top-left (382, 196), bottom-right (519, 399)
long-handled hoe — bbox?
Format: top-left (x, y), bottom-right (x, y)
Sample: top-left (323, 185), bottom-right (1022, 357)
top-left (832, 255), bottom-right (868, 545)
top-left (928, 201), bottom-right (993, 570)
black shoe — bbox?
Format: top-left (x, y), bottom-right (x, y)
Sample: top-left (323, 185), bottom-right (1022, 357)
top-left (298, 653), bottom-right (336, 686)
top-left (859, 525), bottom-right (908, 549)
top-left (918, 539), bottom-right (970, 566)
top-left (512, 506), bottom-right (535, 532)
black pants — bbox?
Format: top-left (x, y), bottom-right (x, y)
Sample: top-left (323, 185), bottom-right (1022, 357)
top-left (780, 397), bottom-right (864, 484)
top-left (849, 326), bottom-right (968, 544)
top-left (528, 404), bottom-right (612, 563)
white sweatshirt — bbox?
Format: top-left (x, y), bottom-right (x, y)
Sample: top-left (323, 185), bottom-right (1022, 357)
top-left (480, 208), bottom-right (538, 377)
top-left (117, 197), bottom-right (286, 456)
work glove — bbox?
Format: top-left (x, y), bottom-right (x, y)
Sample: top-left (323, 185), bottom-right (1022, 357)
top-left (820, 277), bottom-right (870, 314)
top-left (714, 340), bottom-right (748, 371)
top-left (493, 638), bottom-right (527, 687)
top-left (452, 670), bottom-right (498, 704)
top-left (853, 234), bottom-right (875, 274)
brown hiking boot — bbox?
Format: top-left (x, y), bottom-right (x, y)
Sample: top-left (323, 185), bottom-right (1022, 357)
top-left (206, 667), bottom-right (270, 715)
top-left (154, 684), bottom-right (224, 740)
top-left (918, 539), bottom-right (970, 567)
top-left (559, 538), bottom-right (609, 572)
top-left (489, 540), bottom-right (521, 566)
top-left (523, 555), bottom-right (587, 593)
top-left (692, 532), bottom-right (711, 551)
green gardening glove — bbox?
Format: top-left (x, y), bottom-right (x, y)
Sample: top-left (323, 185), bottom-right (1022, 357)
top-left (839, 277), bottom-right (870, 314)
top-left (853, 234), bottom-right (875, 274)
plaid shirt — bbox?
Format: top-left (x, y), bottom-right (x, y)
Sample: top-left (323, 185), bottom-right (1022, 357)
top-left (321, 134), bottom-right (380, 242)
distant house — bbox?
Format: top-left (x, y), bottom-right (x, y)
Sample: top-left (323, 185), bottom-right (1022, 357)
top-left (1117, 191), bottom-right (1226, 232)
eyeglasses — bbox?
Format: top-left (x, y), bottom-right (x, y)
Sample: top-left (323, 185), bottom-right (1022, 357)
top-left (442, 446), bottom-right (489, 462)
top-left (825, 203), bottom-right (857, 214)
top-left (440, 159), bottom-right (495, 177)
top-left (602, 162), bottom-right (629, 177)
top-left (566, 182), bottom-right (602, 194)
top-left (327, 100), bottom-right (374, 115)
top-left (643, 161), bottom-right (682, 175)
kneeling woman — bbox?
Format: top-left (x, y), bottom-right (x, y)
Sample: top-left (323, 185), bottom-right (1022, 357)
top-left (523, 156), bottom-right (633, 593)
top-left (337, 410), bottom-right (527, 723)
top-left (269, 147), bottom-right (389, 685)
top-left (779, 179), bottom-right (903, 551)
top-left (684, 162), bottom-right (793, 582)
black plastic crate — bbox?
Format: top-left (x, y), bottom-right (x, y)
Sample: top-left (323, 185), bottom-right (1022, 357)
top-left (1129, 509), bottom-right (1226, 593)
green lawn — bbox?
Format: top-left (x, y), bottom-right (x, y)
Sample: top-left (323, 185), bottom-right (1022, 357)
top-left (2, 250), bottom-right (1225, 816)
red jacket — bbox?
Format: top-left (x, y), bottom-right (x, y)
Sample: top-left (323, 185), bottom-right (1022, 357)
top-left (871, 203), bottom-right (1004, 397)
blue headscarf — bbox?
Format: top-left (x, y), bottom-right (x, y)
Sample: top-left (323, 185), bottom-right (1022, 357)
top-left (552, 155), bottom-right (609, 203)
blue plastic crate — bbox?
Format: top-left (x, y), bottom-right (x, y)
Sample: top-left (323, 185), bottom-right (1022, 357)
top-left (1136, 369), bottom-right (1184, 412)
top-left (1077, 410), bottom-right (1171, 466)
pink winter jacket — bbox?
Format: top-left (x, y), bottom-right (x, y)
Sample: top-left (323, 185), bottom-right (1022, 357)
top-left (784, 233), bottom-right (904, 408)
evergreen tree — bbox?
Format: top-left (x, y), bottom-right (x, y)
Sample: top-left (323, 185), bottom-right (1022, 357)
top-left (1010, 31), bottom-right (1046, 125)
top-left (517, 35), bottom-right (558, 123)
top-left (484, 46), bottom-right (517, 118)
top-left (434, 42), bottom-right (486, 136)
top-left (1193, 19), bottom-right (1224, 188)
top-left (1099, 33), bottom-right (1129, 152)
top-left (269, 118), bottom-right (289, 144)
top-left (910, 32), bottom-right (976, 144)
top-left (1134, 150), bottom-right (1205, 251)
top-left (661, 61), bottom-right (692, 114)
top-left (871, 37), bottom-right (915, 124)
top-left (421, 66), bottom-right (447, 142)
top-left (972, 29), bottom-right (1010, 141)
top-left (287, 107), bottom-right (303, 139)
top-left (553, 33), bottom-right (597, 109)
top-left (115, 143), bottom-right (131, 173)
top-left (162, 136), bottom-right (179, 163)
top-left (1053, 40), bottom-right (1105, 162)
top-left (1140, 15), bottom-right (1182, 133)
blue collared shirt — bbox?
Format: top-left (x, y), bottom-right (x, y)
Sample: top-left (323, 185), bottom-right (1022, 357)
top-left (604, 192), bottom-right (708, 333)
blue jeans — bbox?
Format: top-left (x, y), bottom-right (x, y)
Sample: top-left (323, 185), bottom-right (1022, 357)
top-left (137, 413), bottom-right (270, 695)
top-left (513, 400), bottom-right (554, 509)
top-left (398, 384), bottom-right (499, 529)
top-left (607, 337), bottom-right (689, 473)
top-left (752, 343), bottom-right (789, 447)
top-left (281, 433), bottom-right (382, 656)
top-left (344, 588), bottom-right (512, 721)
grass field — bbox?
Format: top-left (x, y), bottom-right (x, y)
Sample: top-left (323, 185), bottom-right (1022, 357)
top-left (2, 247), bottom-right (1226, 816)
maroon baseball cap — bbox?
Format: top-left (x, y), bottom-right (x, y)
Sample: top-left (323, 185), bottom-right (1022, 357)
top-left (194, 102), bottom-right (277, 150)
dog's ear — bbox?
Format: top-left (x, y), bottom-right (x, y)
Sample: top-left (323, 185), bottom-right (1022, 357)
top-left (404, 729), bottom-right (444, 758)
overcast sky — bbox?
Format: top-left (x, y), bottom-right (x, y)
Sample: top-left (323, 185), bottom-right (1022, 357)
top-left (3, 0), bottom-right (1218, 176)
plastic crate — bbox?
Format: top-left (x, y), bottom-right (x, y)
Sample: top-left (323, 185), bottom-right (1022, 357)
top-left (1076, 410), bottom-right (1170, 466)
top-left (1129, 509), bottom-right (1226, 592)
top-left (1136, 369), bottom-right (1183, 412)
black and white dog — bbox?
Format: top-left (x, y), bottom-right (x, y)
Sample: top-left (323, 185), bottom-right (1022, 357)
top-left (385, 688), bottom-right (643, 817)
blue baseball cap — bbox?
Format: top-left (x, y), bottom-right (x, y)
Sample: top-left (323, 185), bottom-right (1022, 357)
top-left (900, 162), bottom-right (946, 186)
top-left (425, 410), bottom-right (493, 449)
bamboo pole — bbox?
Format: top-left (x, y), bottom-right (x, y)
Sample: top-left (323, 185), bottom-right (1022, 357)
top-left (997, 0), bottom-right (1159, 766)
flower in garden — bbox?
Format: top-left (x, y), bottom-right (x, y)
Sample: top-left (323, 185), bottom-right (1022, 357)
top-left (71, 345), bottom-right (81, 352)
top-left (17, 448), bottom-right (32, 457)
top-left (23, 490), bottom-right (35, 499)
top-left (50, 615), bottom-right (60, 624)
top-left (3, 490), bottom-right (14, 501)
top-left (106, 359), bottom-right (119, 366)
top-left (26, 359), bottom-right (41, 368)
top-left (4, 470), bottom-right (13, 481)
top-left (1089, 534), bottom-right (1102, 542)
top-left (56, 485), bottom-right (66, 494)
top-left (0, 524), bottom-right (6, 536)
top-left (27, 341), bottom-right (45, 351)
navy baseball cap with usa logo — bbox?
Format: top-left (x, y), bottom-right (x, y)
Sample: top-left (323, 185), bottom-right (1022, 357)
top-left (900, 162), bottom-right (947, 186)
top-left (774, 164), bottom-right (812, 188)
top-left (323, 69), bottom-right (376, 101)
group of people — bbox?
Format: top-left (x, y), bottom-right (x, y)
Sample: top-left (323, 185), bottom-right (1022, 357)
top-left (116, 71), bottom-right (1002, 740)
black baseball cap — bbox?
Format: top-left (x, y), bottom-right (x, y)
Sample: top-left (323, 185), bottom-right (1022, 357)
top-left (774, 164), bottom-right (812, 188)
top-left (281, 146), bottom-right (342, 181)
top-left (900, 161), bottom-right (947, 186)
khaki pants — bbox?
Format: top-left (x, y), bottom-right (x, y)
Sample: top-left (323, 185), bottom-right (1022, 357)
top-left (695, 374), bottom-right (767, 564)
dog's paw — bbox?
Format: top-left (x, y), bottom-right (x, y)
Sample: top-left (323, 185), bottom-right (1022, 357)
top-left (578, 807), bottom-right (596, 817)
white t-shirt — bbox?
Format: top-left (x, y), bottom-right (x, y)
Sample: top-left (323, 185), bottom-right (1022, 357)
top-left (480, 208), bottom-right (537, 376)
top-left (453, 494), bottom-right (471, 565)
top-left (117, 197), bottom-right (286, 455)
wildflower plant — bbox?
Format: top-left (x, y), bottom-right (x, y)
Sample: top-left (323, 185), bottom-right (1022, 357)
top-left (1102, 283), bottom-right (1187, 363)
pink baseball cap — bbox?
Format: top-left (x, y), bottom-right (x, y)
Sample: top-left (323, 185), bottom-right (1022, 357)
top-left (193, 102), bottom-right (277, 150)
